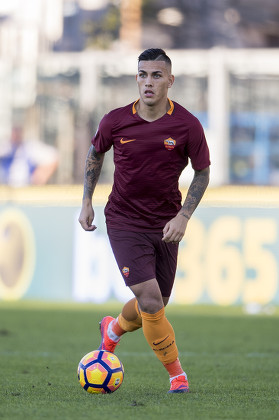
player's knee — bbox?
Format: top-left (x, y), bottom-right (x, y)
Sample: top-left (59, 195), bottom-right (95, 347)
top-left (137, 295), bottom-right (163, 314)
top-left (129, 278), bottom-right (163, 314)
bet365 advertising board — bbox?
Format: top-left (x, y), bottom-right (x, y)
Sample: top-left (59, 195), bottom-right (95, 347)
top-left (0, 189), bottom-right (278, 307)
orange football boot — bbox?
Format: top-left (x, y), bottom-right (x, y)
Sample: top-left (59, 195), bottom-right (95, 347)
top-left (168, 375), bottom-right (189, 393)
top-left (98, 316), bottom-right (119, 353)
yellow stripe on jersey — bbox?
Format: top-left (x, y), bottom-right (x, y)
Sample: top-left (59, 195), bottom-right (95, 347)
top-left (132, 98), bottom-right (174, 115)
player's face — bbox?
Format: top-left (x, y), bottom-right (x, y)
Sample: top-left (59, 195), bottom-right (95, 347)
top-left (136, 61), bottom-right (174, 107)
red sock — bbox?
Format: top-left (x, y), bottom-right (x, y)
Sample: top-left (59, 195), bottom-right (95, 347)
top-left (164, 358), bottom-right (184, 378)
top-left (111, 317), bottom-right (126, 337)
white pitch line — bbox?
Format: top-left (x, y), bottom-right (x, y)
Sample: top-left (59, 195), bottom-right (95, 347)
top-left (0, 351), bottom-right (277, 359)
top-left (117, 351), bottom-right (277, 358)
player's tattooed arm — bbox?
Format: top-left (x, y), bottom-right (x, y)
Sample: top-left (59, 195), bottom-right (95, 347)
top-left (79, 145), bottom-right (104, 231)
top-left (179, 166), bottom-right (210, 220)
top-left (162, 166), bottom-right (209, 243)
top-left (83, 145), bottom-right (105, 200)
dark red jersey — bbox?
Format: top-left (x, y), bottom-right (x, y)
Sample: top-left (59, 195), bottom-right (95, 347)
top-left (92, 99), bottom-right (210, 232)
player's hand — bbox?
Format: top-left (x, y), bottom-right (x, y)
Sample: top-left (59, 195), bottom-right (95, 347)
top-left (162, 214), bottom-right (188, 243)
top-left (78, 202), bottom-right (97, 231)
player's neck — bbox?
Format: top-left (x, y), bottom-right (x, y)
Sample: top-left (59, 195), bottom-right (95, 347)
top-left (136, 98), bottom-right (170, 122)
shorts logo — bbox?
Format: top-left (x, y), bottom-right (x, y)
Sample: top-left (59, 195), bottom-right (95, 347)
top-left (164, 137), bottom-right (176, 150)
top-left (122, 266), bottom-right (130, 277)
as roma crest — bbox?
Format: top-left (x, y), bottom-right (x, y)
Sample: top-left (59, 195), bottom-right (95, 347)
top-left (164, 138), bottom-right (176, 150)
top-left (122, 266), bottom-right (130, 278)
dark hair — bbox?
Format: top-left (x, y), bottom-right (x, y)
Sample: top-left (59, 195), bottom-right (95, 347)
top-left (138, 48), bottom-right (172, 68)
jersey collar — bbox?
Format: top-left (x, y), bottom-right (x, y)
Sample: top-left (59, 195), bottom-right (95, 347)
top-left (132, 98), bottom-right (174, 115)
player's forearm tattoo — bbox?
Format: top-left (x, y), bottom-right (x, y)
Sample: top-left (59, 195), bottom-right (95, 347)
top-left (83, 145), bottom-right (104, 200)
top-left (179, 167), bottom-right (210, 220)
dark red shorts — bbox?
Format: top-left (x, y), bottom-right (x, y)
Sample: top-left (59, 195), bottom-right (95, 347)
top-left (107, 229), bottom-right (179, 298)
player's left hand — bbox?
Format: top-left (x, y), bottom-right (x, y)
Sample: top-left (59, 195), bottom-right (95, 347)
top-left (162, 214), bottom-right (188, 243)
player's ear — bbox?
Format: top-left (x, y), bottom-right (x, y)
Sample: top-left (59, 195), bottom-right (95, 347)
top-left (168, 75), bottom-right (174, 88)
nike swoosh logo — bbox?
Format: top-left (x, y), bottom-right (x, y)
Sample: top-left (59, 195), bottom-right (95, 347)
top-left (153, 336), bottom-right (169, 346)
top-left (120, 138), bottom-right (136, 144)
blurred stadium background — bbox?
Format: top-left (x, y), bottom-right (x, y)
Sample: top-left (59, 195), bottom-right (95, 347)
top-left (0, 0), bottom-right (279, 309)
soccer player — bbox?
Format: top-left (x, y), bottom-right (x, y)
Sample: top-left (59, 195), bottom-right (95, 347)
top-left (79, 48), bottom-right (210, 393)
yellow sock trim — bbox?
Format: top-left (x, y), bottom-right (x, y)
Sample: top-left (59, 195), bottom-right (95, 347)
top-left (117, 298), bottom-right (142, 332)
top-left (118, 312), bottom-right (142, 332)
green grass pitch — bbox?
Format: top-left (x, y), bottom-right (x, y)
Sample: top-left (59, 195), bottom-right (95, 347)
top-left (0, 302), bottom-right (278, 420)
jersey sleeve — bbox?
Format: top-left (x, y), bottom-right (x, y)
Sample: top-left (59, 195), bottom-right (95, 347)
top-left (186, 118), bottom-right (210, 171)
top-left (91, 114), bottom-right (113, 153)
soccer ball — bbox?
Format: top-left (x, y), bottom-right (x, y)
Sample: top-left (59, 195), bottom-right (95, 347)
top-left (77, 350), bottom-right (124, 394)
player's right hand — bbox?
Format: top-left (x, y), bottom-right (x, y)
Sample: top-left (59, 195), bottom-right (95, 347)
top-left (78, 203), bottom-right (97, 231)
